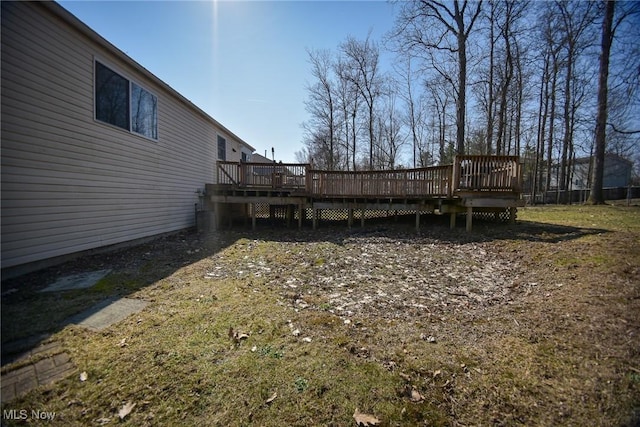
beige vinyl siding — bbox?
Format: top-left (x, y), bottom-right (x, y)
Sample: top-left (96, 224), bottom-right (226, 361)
top-left (1, 2), bottom-right (251, 269)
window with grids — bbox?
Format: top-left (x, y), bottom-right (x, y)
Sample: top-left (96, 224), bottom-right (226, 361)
top-left (217, 135), bottom-right (226, 160)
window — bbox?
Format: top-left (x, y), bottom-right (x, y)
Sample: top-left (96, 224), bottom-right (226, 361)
top-left (95, 61), bottom-right (158, 140)
top-left (131, 82), bottom-right (158, 139)
top-left (241, 152), bottom-right (248, 162)
top-left (95, 62), bottom-right (129, 130)
top-left (217, 135), bottom-right (226, 160)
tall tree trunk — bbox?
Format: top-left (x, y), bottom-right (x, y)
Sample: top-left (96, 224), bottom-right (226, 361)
top-left (534, 50), bottom-right (551, 203)
top-left (486, 2), bottom-right (495, 155)
top-left (515, 52), bottom-right (523, 157)
top-left (560, 42), bottom-right (574, 198)
top-left (351, 109), bottom-right (357, 171)
top-left (587, 0), bottom-right (615, 204)
top-left (495, 13), bottom-right (513, 156)
top-left (540, 67), bottom-right (550, 196)
top-left (545, 53), bottom-right (559, 194)
top-left (456, 29), bottom-right (467, 155)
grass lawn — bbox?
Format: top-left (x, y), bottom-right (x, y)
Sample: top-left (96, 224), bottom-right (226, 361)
top-left (2, 203), bottom-right (639, 426)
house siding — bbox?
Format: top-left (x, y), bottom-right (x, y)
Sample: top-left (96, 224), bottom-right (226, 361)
top-left (1, 2), bottom-right (252, 269)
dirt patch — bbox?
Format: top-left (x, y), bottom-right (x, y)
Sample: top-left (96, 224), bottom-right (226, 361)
top-left (209, 234), bottom-right (522, 320)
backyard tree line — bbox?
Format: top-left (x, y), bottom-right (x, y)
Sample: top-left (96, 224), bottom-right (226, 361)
top-left (297, 0), bottom-right (640, 203)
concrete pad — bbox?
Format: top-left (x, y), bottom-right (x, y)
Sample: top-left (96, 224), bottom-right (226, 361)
top-left (67, 298), bottom-right (149, 331)
top-left (40, 269), bottom-right (112, 292)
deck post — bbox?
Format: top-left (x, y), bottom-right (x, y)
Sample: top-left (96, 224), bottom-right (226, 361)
top-left (215, 201), bottom-right (222, 231)
top-left (450, 212), bottom-right (456, 229)
top-left (348, 208), bottom-right (353, 229)
top-left (361, 208), bottom-right (365, 228)
top-left (313, 207), bottom-right (318, 230)
top-left (415, 211), bottom-right (420, 231)
top-left (466, 206), bottom-right (473, 231)
top-left (298, 203), bottom-right (304, 229)
top-left (286, 205), bottom-right (293, 228)
top-left (509, 207), bottom-right (517, 224)
top-left (251, 203), bottom-right (257, 230)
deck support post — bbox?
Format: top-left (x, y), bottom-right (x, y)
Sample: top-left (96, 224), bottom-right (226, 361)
top-left (286, 205), bottom-right (293, 228)
top-left (312, 207), bottom-right (318, 230)
top-left (251, 203), bottom-right (257, 230)
top-left (348, 208), bottom-right (354, 229)
top-left (415, 211), bottom-right (420, 231)
top-left (466, 206), bottom-right (473, 232)
top-left (215, 202), bottom-right (222, 231)
top-left (298, 203), bottom-right (304, 229)
top-left (450, 212), bottom-right (456, 229)
top-left (509, 207), bottom-right (517, 224)
top-left (361, 208), bottom-right (365, 228)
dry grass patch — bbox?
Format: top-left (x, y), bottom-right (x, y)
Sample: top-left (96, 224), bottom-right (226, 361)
top-left (2, 204), bottom-right (639, 426)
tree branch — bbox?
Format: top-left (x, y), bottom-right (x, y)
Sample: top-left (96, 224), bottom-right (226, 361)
top-left (607, 122), bottom-right (640, 135)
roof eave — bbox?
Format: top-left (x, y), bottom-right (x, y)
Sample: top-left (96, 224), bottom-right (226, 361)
top-left (45, 1), bottom-right (255, 152)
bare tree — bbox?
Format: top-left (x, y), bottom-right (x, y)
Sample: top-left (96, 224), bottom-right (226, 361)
top-left (395, 57), bottom-right (425, 168)
top-left (536, 4), bottom-right (565, 196)
top-left (302, 48), bottom-right (338, 169)
top-left (588, 0), bottom-right (639, 203)
top-left (335, 56), bottom-right (363, 171)
top-left (485, 0), bottom-right (497, 154)
top-left (425, 76), bottom-right (454, 164)
top-left (377, 78), bottom-right (406, 169)
top-left (555, 1), bottom-right (598, 200)
top-left (391, 0), bottom-right (483, 155)
top-left (341, 34), bottom-right (382, 169)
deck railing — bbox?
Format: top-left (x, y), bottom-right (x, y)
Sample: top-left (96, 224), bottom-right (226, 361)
top-left (216, 155), bottom-right (522, 197)
top-left (308, 166), bottom-right (452, 198)
top-left (452, 155), bottom-right (521, 193)
top-left (217, 161), bottom-right (309, 190)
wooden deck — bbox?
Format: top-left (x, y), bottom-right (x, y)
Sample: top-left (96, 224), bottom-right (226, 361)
top-left (206, 155), bottom-right (524, 231)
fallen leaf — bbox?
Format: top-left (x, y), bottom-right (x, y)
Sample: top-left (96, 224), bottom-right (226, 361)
top-left (433, 369), bottom-right (442, 379)
top-left (302, 337), bottom-right (312, 343)
top-left (118, 338), bottom-right (127, 348)
top-left (410, 388), bottom-right (424, 402)
top-left (398, 372), bottom-right (411, 382)
top-left (79, 371), bottom-right (88, 382)
top-left (265, 391), bottom-right (278, 404)
top-left (420, 332), bottom-right (437, 342)
top-left (228, 327), bottom-right (249, 343)
top-left (118, 401), bottom-right (136, 420)
top-left (353, 408), bottom-right (379, 426)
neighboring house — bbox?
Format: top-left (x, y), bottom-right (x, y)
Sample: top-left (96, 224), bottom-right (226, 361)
top-left (547, 153), bottom-right (633, 190)
top-left (570, 153), bottom-right (633, 190)
top-left (1, 2), bottom-right (254, 274)
top-left (251, 153), bottom-right (276, 164)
